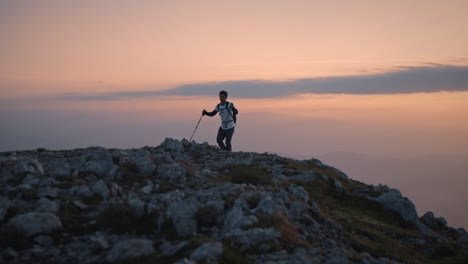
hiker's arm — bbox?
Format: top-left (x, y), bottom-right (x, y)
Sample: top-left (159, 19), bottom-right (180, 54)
top-left (231, 103), bottom-right (238, 115)
top-left (202, 109), bottom-right (218, 117)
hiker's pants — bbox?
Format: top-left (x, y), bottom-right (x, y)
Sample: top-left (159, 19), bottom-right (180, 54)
top-left (217, 127), bottom-right (235, 151)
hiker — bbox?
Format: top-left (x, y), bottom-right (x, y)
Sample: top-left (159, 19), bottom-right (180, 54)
top-left (202, 90), bottom-right (238, 151)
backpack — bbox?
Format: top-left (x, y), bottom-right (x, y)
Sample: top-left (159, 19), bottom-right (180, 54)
top-left (217, 101), bottom-right (237, 124)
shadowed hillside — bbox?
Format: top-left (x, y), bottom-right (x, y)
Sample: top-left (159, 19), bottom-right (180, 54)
top-left (0, 138), bottom-right (467, 263)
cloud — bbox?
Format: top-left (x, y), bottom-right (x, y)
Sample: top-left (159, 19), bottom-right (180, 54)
top-left (55, 65), bottom-right (468, 100)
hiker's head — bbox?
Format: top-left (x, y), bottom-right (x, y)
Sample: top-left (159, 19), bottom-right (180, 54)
top-left (219, 90), bottom-right (228, 103)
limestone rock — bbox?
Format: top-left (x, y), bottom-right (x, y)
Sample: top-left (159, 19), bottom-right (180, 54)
top-left (288, 184), bottom-right (309, 202)
top-left (161, 198), bottom-right (201, 237)
top-left (106, 239), bottom-right (155, 263)
top-left (15, 157), bottom-right (44, 176)
top-left (155, 163), bottom-right (187, 184)
top-left (190, 241), bottom-right (223, 262)
top-left (10, 212), bottom-right (63, 237)
top-left (91, 179), bottom-right (110, 199)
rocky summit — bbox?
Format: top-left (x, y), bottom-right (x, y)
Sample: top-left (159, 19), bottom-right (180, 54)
top-left (0, 138), bottom-right (467, 264)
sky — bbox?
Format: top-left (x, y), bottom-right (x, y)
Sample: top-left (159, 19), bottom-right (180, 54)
top-left (1, 1), bottom-right (468, 227)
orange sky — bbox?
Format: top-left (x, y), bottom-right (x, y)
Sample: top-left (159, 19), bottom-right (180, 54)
top-left (1, 0), bottom-right (468, 97)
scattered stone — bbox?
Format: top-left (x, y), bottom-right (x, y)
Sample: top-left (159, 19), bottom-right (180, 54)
top-left (73, 200), bottom-right (88, 210)
top-left (289, 201), bottom-right (306, 220)
top-left (22, 174), bottom-right (39, 185)
top-left (140, 183), bottom-right (153, 194)
top-left (288, 171), bottom-right (319, 182)
top-left (222, 204), bottom-right (258, 234)
top-left (82, 149), bottom-right (117, 181)
top-left (35, 198), bottom-right (60, 213)
top-left (91, 179), bottom-right (110, 199)
top-left (15, 157), bottom-right (44, 176)
top-left (421, 211), bottom-right (448, 227)
top-left (160, 240), bottom-right (189, 256)
top-left (288, 184), bottom-right (309, 201)
top-left (37, 186), bottom-right (58, 198)
top-left (161, 198), bottom-right (201, 237)
top-left (160, 137), bottom-right (185, 153)
top-left (90, 235), bottom-right (110, 249)
top-left (34, 235), bottom-right (53, 247)
top-left (84, 173), bottom-right (99, 184)
top-left (1, 138), bottom-right (464, 263)
top-left (106, 239), bottom-right (155, 263)
top-left (190, 241), bottom-right (223, 262)
top-left (155, 163), bottom-right (187, 184)
top-left (47, 159), bottom-right (71, 178)
top-left (10, 212), bottom-right (63, 237)
top-left (334, 180), bottom-right (343, 193)
top-left (75, 185), bottom-right (93, 198)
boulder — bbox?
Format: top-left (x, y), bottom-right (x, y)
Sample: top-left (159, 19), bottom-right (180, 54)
top-left (82, 150), bottom-right (117, 181)
top-left (421, 211), bottom-right (447, 227)
top-left (190, 241), bottom-right (223, 262)
top-left (106, 239), bottom-right (155, 263)
top-left (288, 171), bottom-right (319, 182)
top-left (22, 174), bottom-right (39, 185)
top-left (289, 201), bottom-right (306, 220)
top-left (35, 198), bottom-right (60, 213)
top-left (15, 157), bottom-right (44, 176)
top-left (161, 198), bottom-right (201, 237)
top-left (75, 185), bottom-right (94, 198)
top-left (10, 212), bottom-right (63, 237)
top-left (46, 159), bottom-right (71, 178)
top-left (155, 163), bottom-right (187, 184)
top-left (37, 186), bottom-right (58, 198)
top-left (253, 195), bottom-right (287, 215)
top-left (91, 180), bottom-right (110, 199)
top-left (160, 240), bottom-right (190, 256)
top-left (333, 180), bottom-right (343, 193)
top-left (222, 204), bottom-right (258, 234)
top-left (160, 138), bottom-right (185, 153)
top-left (288, 184), bottom-right (309, 202)
top-left (369, 188), bottom-right (428, 233)
top-left (129, 149), bottom-right (156, 177)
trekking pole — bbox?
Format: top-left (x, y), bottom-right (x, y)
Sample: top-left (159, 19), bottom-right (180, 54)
top-left (189, 115), bottom-right (203, 142)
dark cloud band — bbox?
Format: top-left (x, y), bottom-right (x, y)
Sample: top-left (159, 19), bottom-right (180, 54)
top-left (55, 65), bottom-right (468, 101)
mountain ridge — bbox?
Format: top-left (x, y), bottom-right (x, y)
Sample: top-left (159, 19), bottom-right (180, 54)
top-left (0, 138), bottom-right (467, 263)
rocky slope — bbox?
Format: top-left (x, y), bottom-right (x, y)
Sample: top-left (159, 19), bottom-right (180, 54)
top-left (0, 138), bottom-right (467, 264)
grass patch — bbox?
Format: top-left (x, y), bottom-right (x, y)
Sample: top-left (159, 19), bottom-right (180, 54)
top-left (253, 213), bottom-right (301, 250)
top-left (223, 164), bottom-right (272, 186)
